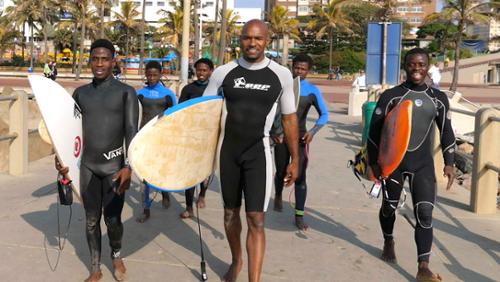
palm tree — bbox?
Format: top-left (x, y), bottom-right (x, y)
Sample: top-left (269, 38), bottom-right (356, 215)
top-left (157, 4), bottom-right (184, 68)
top-left (268, 5), bottom-right (300, 66)
top-left (218, 0), bottom-right (227, 65)
top-left (309, 0), bottom-right (361, 72)
top-left (0, 12), bottom-right (19, 58)
top-left (432, 0), bottom-right (499, 91)
top-left (112, 1), bottom-right (141, 74)
top-left (94, 0), bottom-right (113, 38)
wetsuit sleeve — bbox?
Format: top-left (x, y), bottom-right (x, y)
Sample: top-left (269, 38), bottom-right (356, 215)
top-left (367, 91), bottom-right (392, 165)
top-left (179, 86), bottom-right (190, 103)
top-left (167, 89), bottom-right (177, 106)
top-left (202, 67), bottom-right (223, 97)
top-left (435, 91), bottom-right (455, 166)
top-left (124, 86), bottom-right (139, 152)
top-left (310, 85), bottom-right (329, 135)
top-left (279, 69), bottom-right (296, 115)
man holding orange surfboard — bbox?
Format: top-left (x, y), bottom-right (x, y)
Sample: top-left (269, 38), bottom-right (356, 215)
top-left (368, 48), bottom-right (455, 282)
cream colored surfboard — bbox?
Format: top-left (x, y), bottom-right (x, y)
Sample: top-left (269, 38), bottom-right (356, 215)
top-left (38, 120), bottom-right (52, 145)
top-left (28, 75), bottom-right (82, 199)
top-left (128, 96), bottom-right (223, 191)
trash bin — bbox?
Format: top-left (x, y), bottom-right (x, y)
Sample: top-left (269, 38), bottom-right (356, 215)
top-left (361, 101), bottom-right (377, 145)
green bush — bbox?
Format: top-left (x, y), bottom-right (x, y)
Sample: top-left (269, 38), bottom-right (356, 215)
top-left (312, 50), bottom-right (365, 74)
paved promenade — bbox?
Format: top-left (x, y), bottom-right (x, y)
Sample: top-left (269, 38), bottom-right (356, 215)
top-left (0, 102), bottom-right (498, 282)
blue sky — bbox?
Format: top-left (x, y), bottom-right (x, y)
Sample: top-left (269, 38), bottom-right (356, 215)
top-left (234, 0), bottom-right (264, 8)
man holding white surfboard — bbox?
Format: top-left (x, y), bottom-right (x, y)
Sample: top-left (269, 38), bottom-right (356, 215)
top-left (56, 39), bottom-right (138, 282)
top-left (203, 20), bottom-right (299, 282)
top-left (368, 48), bottom-right (455, 282)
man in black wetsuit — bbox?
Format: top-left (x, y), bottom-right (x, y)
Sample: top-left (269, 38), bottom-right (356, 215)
top-left (203, 20), bottom-right (299, 282)
top-left (178, 58), bottom-right (214, 219)
top-left (56, 39), bottom-right (138, 282)
top-left (368, 48), bottom-right (455, 282)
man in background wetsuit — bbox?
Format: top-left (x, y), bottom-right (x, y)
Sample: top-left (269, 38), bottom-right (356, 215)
top-left (273, 54), bottom-right (328, 231)
top-left (178, 58), bottom-right (214, 219)
top-left (135, 61), bottom-right (177, 223)
top-left (203, 19), bottom-right (299, 282)
top-left (367, 48), bottom-right (455, 282)
top-left (56, 39), bottom-right (138, 282)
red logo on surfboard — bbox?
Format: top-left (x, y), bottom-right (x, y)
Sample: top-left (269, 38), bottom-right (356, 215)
top-left (74, 136), bottom-right (82, 157)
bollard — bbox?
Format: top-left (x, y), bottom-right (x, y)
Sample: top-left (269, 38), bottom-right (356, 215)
top-left (470, 107), bottom-right (500, 214)
top-left (8, 90), bottom-right (29, 175)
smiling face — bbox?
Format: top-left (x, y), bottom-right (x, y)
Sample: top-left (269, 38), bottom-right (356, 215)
top-left (90, 47), bottom-right (114, 80)
top-left (240, 20), bottom-right (269, 63)
top-left (404, 53), bottom-right (430, 85)
top-left (195, 62), bottom-right (212, 82)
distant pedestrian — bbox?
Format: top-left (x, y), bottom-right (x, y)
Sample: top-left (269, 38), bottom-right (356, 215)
top-left (352, 70), bottom-right (366, 91)
top-left (43, 62), bottom-right (51, 78)
top-left (427, 63), bottom-right (441, 89)
top-left (49, 62), bottom-right (58, 81)
top-left (327, 67), bottom-right (334, 80)
top-left (335, 66), bottom-right (342, 80)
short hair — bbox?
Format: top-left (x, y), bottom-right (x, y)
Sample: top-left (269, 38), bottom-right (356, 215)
top-left (292, 53), bottom-right (313, 69)
top-left (90, 39), bottom-right (115, 57)
top-left (194, 58), bottom-right (214, 70)
top-left (404, 48), bottom-right (429, 63)
top-left (145, 60), bottom-right (162, 71)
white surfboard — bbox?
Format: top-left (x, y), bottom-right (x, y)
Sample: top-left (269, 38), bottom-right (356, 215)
top-left (28, 75), bottom-right (82, 199)
top-left (128, 96), bottom-right (223, 191)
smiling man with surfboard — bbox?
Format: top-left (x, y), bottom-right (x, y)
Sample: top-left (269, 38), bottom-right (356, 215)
top-left (56, 39), bottom-right (139, 282)
top-left (203, 19), bottom-right (299, 282)
top-left (367, 48), bottom-right (455, 282)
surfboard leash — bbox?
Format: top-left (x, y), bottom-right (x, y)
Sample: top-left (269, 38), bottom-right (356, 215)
top-left (195, 184), bottom-right (208, 281)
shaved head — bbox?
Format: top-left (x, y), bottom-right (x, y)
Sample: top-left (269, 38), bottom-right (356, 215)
top-left (240, 19), bottom-right (269, 63)
top-left (241, 19), bottom-right (269, 39)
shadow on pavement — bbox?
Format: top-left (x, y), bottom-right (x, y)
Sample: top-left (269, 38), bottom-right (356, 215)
top-left (265, 203), bottom-right (415, 281)
top-left (22, 181), bottom-right (228, 281)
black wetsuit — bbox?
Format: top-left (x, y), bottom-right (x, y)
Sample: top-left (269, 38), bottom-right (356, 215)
top-left (73, 76), bottom-right (139, 273)
top-left (179, 80), bottom-right (209, 207)
top-left (203, 57), bottom-right (296, 212)
top-left (367, 81), bottom-right (455, 263)
top-left (274, 79), bottom-right (328, 216)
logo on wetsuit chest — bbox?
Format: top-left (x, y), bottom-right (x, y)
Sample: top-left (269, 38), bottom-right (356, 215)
top-left (103, 147), bottom-right (123, 160)
top-left (233, 77), bottom-right (271, 91)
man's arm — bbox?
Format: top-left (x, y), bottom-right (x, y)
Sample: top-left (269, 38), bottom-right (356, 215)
top-left (282, 113), bottom-right (299, 186)
top-left (302, 86), bottom-right (329, 144)
top-left (435, 90), bottom-right (456, 190)
top-left (114, 86), bottom-right (139, 194)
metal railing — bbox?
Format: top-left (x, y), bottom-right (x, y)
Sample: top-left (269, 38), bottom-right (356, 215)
top-left (433, 92), bottom-right (499, 214)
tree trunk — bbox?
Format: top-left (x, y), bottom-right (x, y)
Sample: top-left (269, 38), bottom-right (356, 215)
top-left (282, 33), bottom-right (289, 66)
top-left (450, 20), bottom-right (463, 91)
top-left (43, 9), bottom-right (48, 63)
top-left (218, 0), bottom-right (227, 65)
top-left (100, 2), bottom-right (105, 38)
top-left (211, 0), bottom-right (220, 62)
top-left (139, 0), bottom-right (146, 76)
top-left (30, 22), bottom-right (34, 70)
top-left (72, 21), bottom-right (78, 74)
top-left (328, 29), bottom-right (333, 71)
top-left (194, 0), bottom-right (200, 61)
top-left (124, 29), bottom-right (129, 77)
top-left (275, 36), bottom-right (280, 61)
top-left (76, 4), bottom-right (86, 81)
top-left (21, 22), bottom-right (25, 61)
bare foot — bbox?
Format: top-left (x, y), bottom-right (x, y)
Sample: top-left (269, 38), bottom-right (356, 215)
top-left (416, 262), bottom-right (442, 281)
top-left (381, 239), bottom-right (397, 263)
top-left (84, 271), bottom-right (103, 282)
top-left (136, 209), bottom-right (150, 223)
top-left (273, 196), bottom-right (283, 212)
top-left (112, 258), bottom-right (127, 281)
top-left (196, 196), bottom-right (206, 209)
top-left (295, 216), bottom-right (308, 231)
top-left (180, 207), bottom-right (194, 219)
top-left (221, 260), bottom-right (243, 282)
